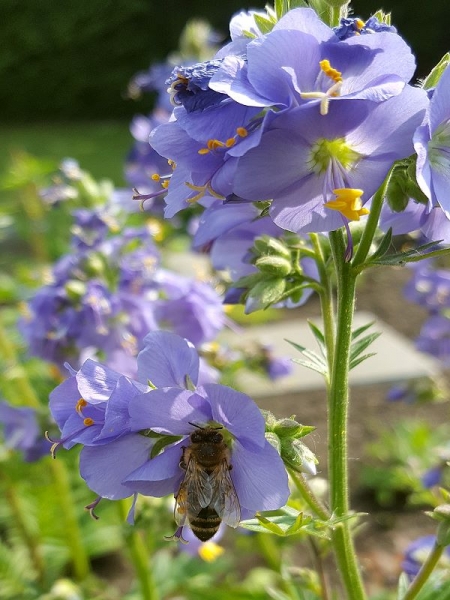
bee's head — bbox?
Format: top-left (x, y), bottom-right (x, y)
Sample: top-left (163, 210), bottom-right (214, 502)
top-left (189, 423), bottom-right (223, 444)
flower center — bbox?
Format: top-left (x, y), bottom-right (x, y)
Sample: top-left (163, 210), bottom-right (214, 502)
top-left (308, 138), bottom-right (361, 175)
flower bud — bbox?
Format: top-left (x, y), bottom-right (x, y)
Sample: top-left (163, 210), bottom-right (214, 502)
top-left (255, 255), bottom-right (292, 277)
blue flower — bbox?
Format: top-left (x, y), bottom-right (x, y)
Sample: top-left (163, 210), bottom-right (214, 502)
top-left (333, 16), bottom-right (397, 41)
top-left (0, 401), bottom-right (49, 462)
top-left (58, 332), bottom-right (289, 536)
top-left (232, 87), bottom-right (427, 234)
top-left (415, 65), bottom-right (450, 216)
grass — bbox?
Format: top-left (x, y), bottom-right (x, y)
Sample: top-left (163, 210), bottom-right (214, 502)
top-left (0, 121), bottom-right (133, 186)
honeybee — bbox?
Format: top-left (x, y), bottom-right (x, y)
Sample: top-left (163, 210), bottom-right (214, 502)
top-left (174, 425), bottom-right (241, 541)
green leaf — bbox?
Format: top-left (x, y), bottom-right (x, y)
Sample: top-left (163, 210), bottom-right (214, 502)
top-left (254, 14), bottom-right (276, 34)
top-left (285, 339), bottom-right (327, 369)
top-left (369, 228), bottom-right (393, 261)
top-left (351, 321), bottom-right (375, 340)
top-left (350, 332), bottom-right (381, 360)
top-left (307, 321), bottom-right (327, 357)
top-left (422, 53), bottom-right (450, 89)
top-left (365, 240), bottom-right (450, 267)
top-left (397, 572), bottom-right (409, 599)
top-left (349, 353), bottom-right (377, 370)
top-left (291, 358), bottom-right (328, 376)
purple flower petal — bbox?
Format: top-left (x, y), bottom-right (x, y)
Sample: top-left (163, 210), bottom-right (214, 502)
top-left (128, 388), bottom-right (212, 435)
top-left (137, 331), bottom-right (200, 388)
top-left (200, 384), bottom-right (266, 450)
top-left (80, 433), bottom-right (154, 499)
top-left (230, 440), bottom-right (289, 513)
top-left (124, 440), bottom-right (185, 497)
top-left (76, 359), bottom-right (122, 404)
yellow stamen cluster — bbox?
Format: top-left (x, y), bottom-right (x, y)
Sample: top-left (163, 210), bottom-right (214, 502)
top-left (324, 188), bottom-right (369, 221)
top-left (198, 127), bottom-right (249, 155)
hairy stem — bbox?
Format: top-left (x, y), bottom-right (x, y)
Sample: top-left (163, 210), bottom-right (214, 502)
top-left (327, 230), bottom-right (366, 600)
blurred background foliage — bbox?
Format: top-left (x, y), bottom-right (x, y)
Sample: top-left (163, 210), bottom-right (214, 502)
top-left (0, 0), bottom-right (449, 123)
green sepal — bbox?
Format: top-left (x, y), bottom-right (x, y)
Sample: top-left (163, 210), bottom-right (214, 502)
top-left (280, 438), bottom-right (318, 476)
top-left (426, 503), bottom-right (450, 546)
top-left (255, 255), bottom-right (292, 277)
top-left (422, 53), bottom-right (450, 90)
top-left (233, 272), bottom-right (264, 289)
top-left (272, 418), bottom-right (315, 440)
top-left (150, 434), bottom-right (183, 459)
top-left (265, 431), bottom-right (281, 453)
top-left (247, 277), bottom-right (287, 309)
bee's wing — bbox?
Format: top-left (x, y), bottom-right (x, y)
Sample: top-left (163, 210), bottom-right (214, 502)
top-left (210, 460), bottom-right (241, 528)
top-left (174, 458), bottom-right (213, 526)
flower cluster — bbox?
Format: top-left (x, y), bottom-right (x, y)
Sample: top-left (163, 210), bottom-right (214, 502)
top-left (147, 8), bottom-right (430, 247)
top-left (0, 400), bottom-right (49, 462)
top-left (20, 189), bottom-right (225, 373)
top-left (48, 331), bottom-right (290, 539)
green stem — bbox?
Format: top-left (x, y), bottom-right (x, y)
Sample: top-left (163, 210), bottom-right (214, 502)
top-left (288, 468), bottom-right (330, 521)
top-left (402, 542), bottom-right (445, 600)
top-left (309, 233), bottom-right (335, 377)
top-left (0, 314), bottom-right (90, 580)
top-left (117, 500), bottom-right (159, 600)
top-left (327, 230), bottom-right (366, 600)
top-left (352, 169), bottom-right (393, 270)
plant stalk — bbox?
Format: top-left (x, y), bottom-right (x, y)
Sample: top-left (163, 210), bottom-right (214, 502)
top-left (327, 230), bottom-right (366, 600)
top-left (402, 542), bottom-right (445, 600)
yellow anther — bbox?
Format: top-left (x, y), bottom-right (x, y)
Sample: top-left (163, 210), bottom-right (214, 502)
top-left (76, 398), bottom-right (88, 414)
top-left (319, 60), bottom-right (343, 83)
top-left (198, 148), bottom-right (210, 155)
top-left (162, 181), bottom-right (169, 189)
top-left (168, 159), bottom-right (176, 169)
top-left (83, 418), bottom-right (95, 427)
top-left (198, 542), bottom-right (225, 562)
top-left (236, 127), bottom-right (248, 137)
top-left (151, 174), bottom-right (161, 181)
top-left (355, 18), bottom-right (365, 30)
top-left (225, 138), bottom-right (236, 147)
top-left (324, 188), bottom-right (369, 221)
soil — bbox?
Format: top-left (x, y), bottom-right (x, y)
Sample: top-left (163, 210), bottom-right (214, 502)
top-left (256, 265), bottom-right (450, 595)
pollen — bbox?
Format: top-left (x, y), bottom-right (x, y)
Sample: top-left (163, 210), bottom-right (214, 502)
top-left (355, 18), bottom-right (365, 30)
top-left (236, 127), bottom-right (248, 138)
top-left (324, 188), bottom-right (369, 221)
top-left (83, 417), bottom-right (95, 427)
top-left (198, 542), bottom-right (225, 562)
top-left (151, 174), bottom-right (161, 181)
top-left (76, 398), bottom-right (88, 414)
top-left (319, 60), bottom-right (343, 84)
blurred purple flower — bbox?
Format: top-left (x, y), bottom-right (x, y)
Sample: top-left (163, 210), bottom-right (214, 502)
top-left (402, 535), bottom-right (450, 580)
top-left (0, 401), bottom-right (49, 462)
top-left (416, 314), bottom-right (450, 365)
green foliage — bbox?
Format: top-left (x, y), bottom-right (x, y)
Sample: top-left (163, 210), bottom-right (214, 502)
top-left (360, 420), bottom-right (450, 508)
